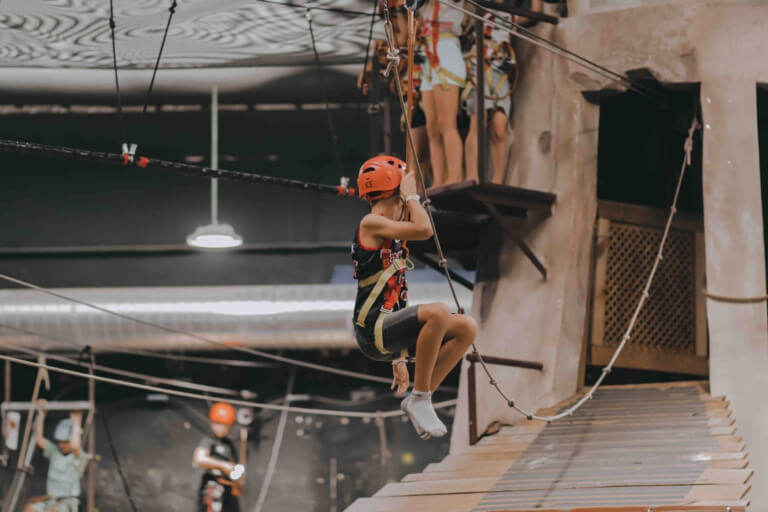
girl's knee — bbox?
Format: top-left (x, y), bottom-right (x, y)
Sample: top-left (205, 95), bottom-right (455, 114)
top-left (420, 303), bottom-right (450, 324)
top-left (460, 315), bottom-right (478, 342)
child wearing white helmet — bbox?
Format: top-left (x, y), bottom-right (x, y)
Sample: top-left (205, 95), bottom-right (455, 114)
top-left (23, 400), bottom-right (90, 512)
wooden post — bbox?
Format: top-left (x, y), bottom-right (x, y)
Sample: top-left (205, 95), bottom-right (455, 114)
top-left (86, 362), bottom-right (95, 512)
top-left (2, 360), bottom-right (10, 466)
top-left (475, 13), bottom-right (486, 183)
top-left (468, 359), bottom-right (478, 445)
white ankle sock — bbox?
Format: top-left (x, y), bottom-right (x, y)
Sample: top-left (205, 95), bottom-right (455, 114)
top-left (405, 391), bottom-right (447, 438)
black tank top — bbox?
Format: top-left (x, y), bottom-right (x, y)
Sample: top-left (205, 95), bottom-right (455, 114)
top-left (351, 225), bottom-right (409, 336)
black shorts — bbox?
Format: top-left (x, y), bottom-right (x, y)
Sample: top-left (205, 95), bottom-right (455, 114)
top-left (355, 306), bottom-right (423, 361)
top-left (411, 104), bottom-right (426, 129)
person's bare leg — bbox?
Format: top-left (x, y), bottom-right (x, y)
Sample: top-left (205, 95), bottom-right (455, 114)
top-left (465, 113), bottom-right (478, 181)
top-left (408, 125), bottom-right (431, 189)
top-left (413, 303), bottom-right (449, 391)
top-left (422, 90), bottom-right (447, 188)
top-left (434, 84), bottom-right (463, 184)
top-left (401, 303), bottom-right (451, 439)
top-left (490, 110), bottom-right (509, 184)
top-left (429, 315), bottom-right (478, 392)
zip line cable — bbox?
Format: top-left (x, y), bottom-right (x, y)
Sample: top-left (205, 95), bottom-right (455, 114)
top-left (100, 405), bottom-right (140, 512)
top-left (0, 352), bottom-right (457, 418)
top-left (440, 0), bottom-right (664, 104)
top-left (142, 0), bottom-right (178, 114)
top-left (0, 272), bottom-right (396, 386)
top-left (466, 0), bottom-right (651, 93)
top-left (380, 0), bottom-right (699, 422)
top-left (0, 139), bottom-right (358, 197)
top-left (108, 0), bottom-right (127, 146)
top-left (306, 5), bottom-right (347, 182)
top-left (256, 0), bottom-right (371, 16)
top-left (253, 369), bottom-right (295, 512)
top-left (0, 336), bottom-right (242, 397)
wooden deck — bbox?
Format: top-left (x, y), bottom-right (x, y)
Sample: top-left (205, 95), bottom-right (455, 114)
top-left (345, 382), bottom-right (751, 512)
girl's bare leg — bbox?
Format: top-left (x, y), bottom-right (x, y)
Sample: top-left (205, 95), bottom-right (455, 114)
top-left (429, 314), bottom-right (478, 392)
top-left (465, 113), bottom-right (479, 181)
top-left (433, 84), bottom-right (463, 184)
top-left (421, 90), bottom-right (447, 188)
top-left (490, 110), bottom-right (509, 184)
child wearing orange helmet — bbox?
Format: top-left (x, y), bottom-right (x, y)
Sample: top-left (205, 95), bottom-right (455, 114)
top-left (353, 156), bottom-right (478, 439)
top-left (193, 402), bottom-right (244, 512)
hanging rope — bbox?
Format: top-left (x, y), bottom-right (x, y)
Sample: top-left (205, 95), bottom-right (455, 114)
top-left (0, 352), bottom-right (456, 419)
top-left (306, 5), bottom-right (348, 183)
top-left (703, 289), bottom-right (768, 304)
top-left (142, 0), bottom-right (178, 114)
top-left (380, 0), bottom-right (700, 422)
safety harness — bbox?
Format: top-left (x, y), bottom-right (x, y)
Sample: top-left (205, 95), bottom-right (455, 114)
top-left (462, 15), bottom-right (518, 103)
top-left (355, 235), bottom-right (414, 358)
top-left (422, 0), bottom-right (467, 89)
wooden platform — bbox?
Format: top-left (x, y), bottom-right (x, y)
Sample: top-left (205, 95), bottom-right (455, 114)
top-left (345, 382), bottom-right (751, 512)
top-left (409, 181), bottom-right (557, 281)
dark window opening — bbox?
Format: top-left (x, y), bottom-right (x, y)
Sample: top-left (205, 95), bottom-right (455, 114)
top-left (597, 82), bottom-right (703, 215)
top-left (757, 85), bottom-right (768, 293)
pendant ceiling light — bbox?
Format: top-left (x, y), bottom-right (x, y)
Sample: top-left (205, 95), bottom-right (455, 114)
top-left (186, 85), bottom-right (243, 249)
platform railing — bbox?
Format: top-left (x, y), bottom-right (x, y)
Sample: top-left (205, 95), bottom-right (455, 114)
top-left (465, 352), bottom-right (543, 445)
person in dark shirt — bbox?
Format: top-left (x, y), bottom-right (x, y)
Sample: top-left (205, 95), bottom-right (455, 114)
top-left (193, 402), bottom-right (244, 512)
top-left (352, 155), bottom-right (478, 439)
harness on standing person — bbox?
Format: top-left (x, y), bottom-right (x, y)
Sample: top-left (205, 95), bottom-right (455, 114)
top-left (421, 0), bottom-right (467, 88)
top-left (462, 13), bottom-right (519, 103)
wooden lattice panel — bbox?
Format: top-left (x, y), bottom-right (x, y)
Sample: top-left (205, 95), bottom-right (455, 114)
top-left (603, 221), bottom-right (696, 354)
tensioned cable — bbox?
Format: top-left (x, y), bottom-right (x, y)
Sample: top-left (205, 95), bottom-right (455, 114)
top-left (306, 5), bottom-right (347, 182)
top-left (0, 139), bottom-right (358, 198)
top-left (0, 272), bottom-right (396, 386)
top-left (256, 0), bottom-right (371, 16)
top-left (465, 0), bottom-right (656, 97)
top-left (0, 353), bottom-right (457, 418)
top-left (108, 0), bottom-right (127, 145)
top-left (0, 335), bottom-right (241, 397)
top-left (381, 1), bottom-right (699, 422)
top-left (101, 407), bottom-right (140, 512)
top-left (440, 0), bottom-right (663, 104)
top-left (253, 369), bottom-right (295, 512)
top-left (142, 0), bottom-right (178, 114)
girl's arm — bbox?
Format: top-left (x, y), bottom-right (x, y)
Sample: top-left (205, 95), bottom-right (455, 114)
top-left (361, 173), bottom-right (434, 242)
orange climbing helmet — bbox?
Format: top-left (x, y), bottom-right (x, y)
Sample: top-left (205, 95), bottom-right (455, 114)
top-left (357, 155), bottom-right (407, 201)
top-left (209, 402), bottom-right (236, 425)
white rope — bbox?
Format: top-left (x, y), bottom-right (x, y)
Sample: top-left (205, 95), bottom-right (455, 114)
top-left (0, 351), bottom-right (456, 419)
top-left (252, 369), bottom-right (295, 512)
top-left (0, 341), bottom-right (242, 397)
top-left (380, 1), bottom-right (700, 423)
top-left (0, 273), bottom-right (394, 386)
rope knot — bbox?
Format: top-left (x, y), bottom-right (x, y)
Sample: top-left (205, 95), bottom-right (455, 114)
top-left (506, 400), bottom-right (515, 408)
top-left (109, 18), bottom-right (116, 29)
top-left (169, 0), bottom-right (178, 14)
top-left (601, 367), bottom-right (612, 374)
top-left (526, 414), bottom-right (533, 421)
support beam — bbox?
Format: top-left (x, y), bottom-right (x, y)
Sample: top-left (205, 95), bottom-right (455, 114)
top-left (2, 400), bottom-right (93, 412)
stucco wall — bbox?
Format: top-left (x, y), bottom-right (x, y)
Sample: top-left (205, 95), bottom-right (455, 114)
top-left (450, 1), bottom-right (768, 508)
